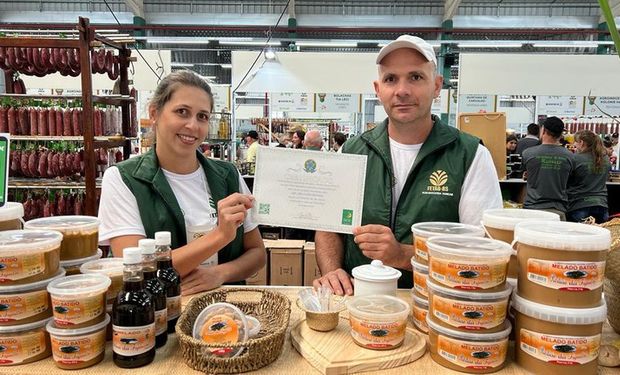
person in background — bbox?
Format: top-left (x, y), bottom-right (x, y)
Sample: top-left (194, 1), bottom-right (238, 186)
top-left (333, 132), bottom-right (346, 153)
top-left (304, 130), bottom-right (324, 151)
top-left (567, 130), bottom-right (610, 223)
top-left (522, 116), bottom-right (575, 221)
top-left (506, 134), bottom-right (518, 156)
top-left (291, 130), bottom-right (305, 149)
top-left (604, 139), bottom-right (618, 166)
top-left (313, 35), bottom-right (502, 295)
top-left (245, 130), bottom-right (259, 163)
top-left (515, 123), bottom-right (540, 155)
top-left (98, 71), bottom-right (266, 295)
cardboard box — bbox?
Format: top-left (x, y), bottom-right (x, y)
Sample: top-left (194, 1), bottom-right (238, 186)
top-left (246, 264), bottom-right (268, 286)
top-left (458, 112), bottom-right (507, 179)
top-left (268, 240), bottom-right (305, 286)
top-left (303, 242), bottom-right (321, 286)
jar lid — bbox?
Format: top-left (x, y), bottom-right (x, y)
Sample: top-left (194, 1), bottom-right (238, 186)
top-left (410, 259), bottom-right (429, 273)
top-left (346, 294), bottom-right (409, 321)
top-left (80, 257), bottom-right (125, 276)
top-left (426, 235), bottom-right (513, 259)
top-left (0, 267), bottom-right (66, 294)
top-left (352, 260), bottom-right (402, 282)
top-left (482, 208), bottom-right (560, 231)
top-left (514, 221), bottom-right (611, 251)
top-left (59, 249), bottom-right (103, 269)
top-left (46, 313), bottom-right (110, 336)
top-left (411, 292), bottom-right (429, 308)
top-left (411, 222), bottom-right (486, 238)
top-left (24, 215), bottom-right (99, 233)
top-left (0, 202), bottom-right (24, 221)
top-left (511, 292), bottom-right (607, 325)
top-left (0, 229), bottom-right (63, 254)
top-left (427, 278), bottom-right (512, 300)
top-left (427, 315), bottom-right (512, 341)
top-left (192, 302), bottom-right (249, 358)
top-left (0, 317), bottom-right (52, 334)
top-left (47, 273), bottom-right (111, 296)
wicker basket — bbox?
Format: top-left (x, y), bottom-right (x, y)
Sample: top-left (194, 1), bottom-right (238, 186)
top-left (602, 218), bottom-right (620, 334)
top-left (176, 288), bottom-right (291, 374)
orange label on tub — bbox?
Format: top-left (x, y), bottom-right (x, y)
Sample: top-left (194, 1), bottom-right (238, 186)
top-left (429, 258), bottom-right (507, 290)
top-left (412, 305), bottom-right (428, 333)
top-left (437, 335), bottom-right (508, 370)
top-left (112, 323), bottom-right (155, 356)
top-left (415, 237), bottom-right (429, 261)
top-left (167, 296), bottom-right (181, 321)
top-left (349, 315), bottom-right (406, 349)
top-left (0, 254), bottom-right (45, 282)
top-left (155, 308), bottom-right (167, 335)
top-left (0, 330), bottom-right (47, 365)
top-left (432, 294), bottom-right (507, 330)
top-left (413, 271), bottom-right (428, 298)
top-left (519, 329), bottom-right (600, 365)
top-left (51, 294), bottom-right (105, 326)
top-left (526, 259), bottom-right (605, 291)
top-left (0, 290), bottom-right (49, 322)
top-left (51, 330), bottom-right (105, 365)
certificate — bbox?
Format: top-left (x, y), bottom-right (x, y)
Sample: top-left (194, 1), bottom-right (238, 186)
top-left (252, 146), bottom-right (367, 234)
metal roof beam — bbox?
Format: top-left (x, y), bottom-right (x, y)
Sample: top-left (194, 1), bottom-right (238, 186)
top-left (444, 0), bottom-right (462, 21)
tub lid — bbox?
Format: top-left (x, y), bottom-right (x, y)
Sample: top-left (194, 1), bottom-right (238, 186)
top-left (411, 222), bottom-right (485, 238)
top-left (426, 235), bottom-right (513, 258)
top-left (60, 249), bottom-right (103, 268)
top-left (427, 278), bottom-right (512, 300)
top-left (346, 294), bottom-right (409, 321)
top-left (192, 302), bottom-right (249, 358)
top-left (352, 260), bottom-right (402, 282)
top-left (0, 202), bottom-right (24, 221)
top-left (0, 229), bottom-right (63, 253)
top-left (511, 293), bottom-right (607, 324)
top-left (46, 313), bottom-right (110, 336)
top-left (24, 215), bottom-right (99, 233)
top-left (410, 259), bottom-right (429, 273)
top-left (0, 267), bottom-right (66, 293)
top-left (411, 292), bottom-right (429, 308)
top-left (482, 208), bottom-right (560, 231)
top-left (47, 273), bottom-right (111, 296)
top-left (0, 317), bottom-right (52, 334)
top-left (514, 221), bottom-right (611, 251)
top-left (80, 257), bottom-right (125, 276)
top-left (426, 315), bottom-right (512, 341)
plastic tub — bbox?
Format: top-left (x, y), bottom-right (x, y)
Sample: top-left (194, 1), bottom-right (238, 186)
top-left (47, 313), bottom-right (109, 369)
top-left (427, 279), bottom-right (512, 333)
top-left (0, 202), bottom-right (24, 231)
top-left (427, 236), bottom-right (512, 292)
top-left (427, 316), bottom-right (511, 374)
top-left (47, 274), bottom-right (111, 328)
top-left (0, 317), bottom-right (52, 365)
top-left (411, 222), bottom-right (485, 265)
top-left (514, 221), bottom-right (610, 308)
top-left (482, 208), bottom-right (560, 279)
top-left (24, 216), bottom-right (99, 261)
top-left (193, 302), bottom-right (249, 358)
top-left (412, 292), bottom-right (429, 334)
top-left (59, 249), bottom-right (102, 276)
top-left (80, 257), bottom-right (124, 306)
top-left (0, 268), bottom-right (65, 326)
top-left (411, 259), bottom-right (429, 299)
top-left (346, 294), bottom-right (409, 350)
top-left (0, 229), bottom-right (63, 286)
top-left (512, 293), bottom-right (607, 375)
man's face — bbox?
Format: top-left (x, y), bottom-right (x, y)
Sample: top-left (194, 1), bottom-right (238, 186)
top-left (373, 48), bottom-right (442, 127)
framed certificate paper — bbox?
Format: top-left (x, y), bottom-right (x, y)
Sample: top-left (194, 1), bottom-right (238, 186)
top-left (252, 146), bottom-right (367, 234)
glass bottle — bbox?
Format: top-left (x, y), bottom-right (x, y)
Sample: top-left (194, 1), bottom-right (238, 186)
top-left (139, 239), bottom-right (168, 348)
top-left (154, 231), bottom-right (182, 333)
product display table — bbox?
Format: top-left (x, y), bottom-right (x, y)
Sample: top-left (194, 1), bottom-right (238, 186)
top-left (1, 285), bottom-right (617, 375)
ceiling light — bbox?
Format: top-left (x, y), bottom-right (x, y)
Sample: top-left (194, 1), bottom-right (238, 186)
top-left (296, 40), bottom-right (358, 48)
top-left (171, 62), bottom-right (194, 67)
top-left (532, 42), bottom-right (599, 48)
top-left (264, 49), bottom-right (276, 60)
top-left (220, 41), bottom-right (281, 46)
top-left (220, 64), bottom-right (232, 69)
top-left (457, 42), bottom-right (523, 48)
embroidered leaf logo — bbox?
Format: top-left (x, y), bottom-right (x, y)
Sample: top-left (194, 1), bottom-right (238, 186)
top-left (429, 170), bottom-right (448, 187)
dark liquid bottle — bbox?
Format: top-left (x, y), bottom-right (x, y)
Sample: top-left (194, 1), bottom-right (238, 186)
top-left (154, 231), bottom-right (182, 333)
top-left (140, 239), bottom-right (168, 348)
top-left (113, 247), bottom-right (155, 368)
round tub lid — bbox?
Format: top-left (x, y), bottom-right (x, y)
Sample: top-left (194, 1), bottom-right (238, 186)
top-left (80, 257), bottom-right (125, 276)
top-left (411, 222), bottom-right (485, 238)
top-left (60, 249), bottom-right (103, 269)
top-left (514, 220), bottom-right (611, 251)
top-left (24, 215), bottom-right (99, 233)
top-left (352, 260), bottom-right (402, 282)
top-left (346, 294), bottom-right (409, 321)
top-left (47, 273), bottom-right (111, 296)
top-left (511, 292), bottom-right (607, 325)
top-left (482, 208), bottom-right (560, 231)
top-left (426, 235), bottom-right (513, 259)
top-left (0, 202), bottom-right (24, 221)
top-left (0, 229), bottom-right (63, 254)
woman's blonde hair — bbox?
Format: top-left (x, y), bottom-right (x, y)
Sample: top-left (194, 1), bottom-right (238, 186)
top-left (575, 130), bottom-right (607, 173)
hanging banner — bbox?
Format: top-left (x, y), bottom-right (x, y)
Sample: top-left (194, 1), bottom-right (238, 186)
top-left (211, 85), bottom-right (231, 113)
top-left (271, 93), bottom-right (313, 112)
top-left (458, 94), bottom-right (495, 113)
top-left (537, 96), bottom-right (582, 117)
top-left (315, 93), bottom-right (360, 113)
top-left (584, 96), bottom-right (620, 116)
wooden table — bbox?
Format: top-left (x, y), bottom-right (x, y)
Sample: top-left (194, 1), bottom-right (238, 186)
top-left (1, 286), bottom-right (617, 375)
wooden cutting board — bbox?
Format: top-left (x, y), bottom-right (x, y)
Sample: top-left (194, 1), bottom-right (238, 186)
top-left (290, 317), bottom-right (426, 375)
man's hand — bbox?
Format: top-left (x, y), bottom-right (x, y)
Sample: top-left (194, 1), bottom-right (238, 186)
top-left (216, 193), bottom-right (254, 243)
top-left (313, 269), bottom-right (354, 296)
top-left (353, 224), bottom-right (409, 269)
top-left (181, 267), bottom-right (225, 295)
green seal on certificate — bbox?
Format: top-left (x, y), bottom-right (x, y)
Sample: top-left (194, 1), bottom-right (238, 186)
top-left (259, 203), bottom-right (270, 215)
top-left (303, 159), bottom-right (317, 173)
top-left (341, 209), bottom-right (353, 225)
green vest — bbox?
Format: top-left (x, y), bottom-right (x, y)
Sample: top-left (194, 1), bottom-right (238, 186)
top-left (341, 116), bottom-right (480, 288)
top-left (115, 147), bottom-right (245, 267)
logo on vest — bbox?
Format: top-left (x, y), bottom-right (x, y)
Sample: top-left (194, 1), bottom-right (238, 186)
top-left (422, 170), bottom-right (453, 197)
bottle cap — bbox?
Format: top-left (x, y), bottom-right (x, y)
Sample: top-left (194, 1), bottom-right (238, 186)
top-left (123, 247), bottom-right (142, 265)
top-left (139, 239), bottom-right (157, 255)
top-left (155, 231), bottom-right (171, 246)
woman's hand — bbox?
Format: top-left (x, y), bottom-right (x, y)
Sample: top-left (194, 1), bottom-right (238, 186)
top-left (216, 193), bottom-right (254, 243)
top-left (181, 266), bottom-right (225, 295)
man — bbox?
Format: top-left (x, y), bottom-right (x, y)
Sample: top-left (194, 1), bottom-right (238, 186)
top-left (313, 35), bottom-right (502, 295)
top-left (515, 123), bottom-right (540, 155)
top-left (333, 132), bottom-right (346, 152)
top-left (245, 130), bottom-right (259, 163)
top-left (304, 130), bottom-right (324, 151)
top-left (522, 117), bottom-right (575, 220)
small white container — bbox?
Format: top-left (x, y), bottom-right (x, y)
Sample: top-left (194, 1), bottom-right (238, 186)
top-left (351, 260), bottom-right (401, 296)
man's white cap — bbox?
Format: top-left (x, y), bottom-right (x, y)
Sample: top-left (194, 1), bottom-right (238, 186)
top-left (376, 35), bottom-right (437, 66)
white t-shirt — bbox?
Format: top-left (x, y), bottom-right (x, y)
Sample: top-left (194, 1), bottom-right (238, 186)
top-left (98, 166), bottom-right (258, 245)
top-left (389, 140), bottom-right (501, 226)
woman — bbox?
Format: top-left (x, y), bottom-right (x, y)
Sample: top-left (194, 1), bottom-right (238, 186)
top-left (291, 129), bottom-right (305, 149)
top-left (506, 134), bottom-right (517, 156)
top-left (567, 130), bottom-right (610, 223)
top-left (98, 71), bottom-right (266, 295)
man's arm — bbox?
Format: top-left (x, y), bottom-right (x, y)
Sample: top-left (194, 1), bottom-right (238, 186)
top-left (313, 231), bottom-right (354, 296)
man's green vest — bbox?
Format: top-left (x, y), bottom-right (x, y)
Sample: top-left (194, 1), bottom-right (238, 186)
top-left (341, 116), bottom-right (480, 288)
top-left (115, 147), bottom-right (245, 266)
